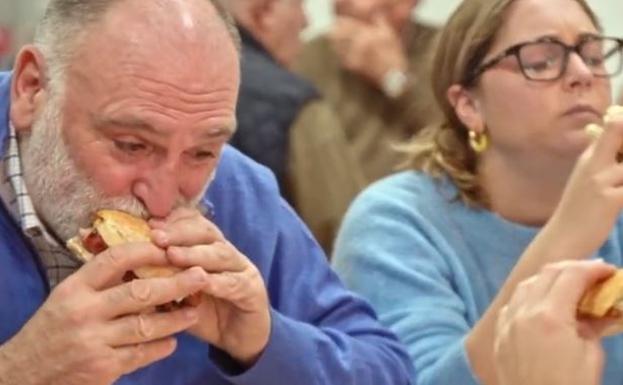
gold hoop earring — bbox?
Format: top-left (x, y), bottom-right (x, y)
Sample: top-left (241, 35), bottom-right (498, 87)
top-left (469, 130), bottom-right (489, 153)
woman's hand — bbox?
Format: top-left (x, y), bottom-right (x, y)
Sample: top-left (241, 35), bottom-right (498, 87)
top-left (546, 111), bottom-right (623, 259)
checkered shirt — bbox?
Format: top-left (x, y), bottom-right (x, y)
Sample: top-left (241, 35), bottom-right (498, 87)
top-left (0, 124), bottom-right (81, 288)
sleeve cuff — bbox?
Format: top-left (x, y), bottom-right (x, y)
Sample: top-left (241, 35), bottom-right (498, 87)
top-left (211, 309), bottom-right (320, 385)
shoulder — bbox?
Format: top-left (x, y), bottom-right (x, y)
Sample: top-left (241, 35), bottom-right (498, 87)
top-left (335, 171), bottom-right (456, 251)
top-left (0, 72), bottom-right (12, 147)
top-left (206, 145), bottom-right (281, 208)
top-left (346, 170), bottom-right (453, 218)
top-left (294, 35), bottom-right (339, 83)
top-left (240, 41), bottom-right (317, 103)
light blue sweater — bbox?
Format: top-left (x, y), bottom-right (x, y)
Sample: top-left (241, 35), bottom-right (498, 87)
top-left (333, 170), bottom-right (623, 385)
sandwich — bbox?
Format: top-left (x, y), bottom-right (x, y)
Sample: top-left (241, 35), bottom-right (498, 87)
top-left (578, 269), bottom-right (623, 336)
top-left (67, 209), bottom-right (202, 309)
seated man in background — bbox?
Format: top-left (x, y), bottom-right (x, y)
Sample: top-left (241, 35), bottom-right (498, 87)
top-left (226, 0), bottom-right (364, 252)
top-left (295, 0), bottom-right (439, 186)
top-left (294, 0), bottom-right (439, 252)
top-left (0, 0), bottom-right (413, 384)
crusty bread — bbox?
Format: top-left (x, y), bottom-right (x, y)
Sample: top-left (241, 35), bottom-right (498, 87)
top-left (67, 210), bottom-right (181, 279)
top-left (579, 270), bottom-right (623, 318)
top-left (585, 105), bottom-right (623, 142)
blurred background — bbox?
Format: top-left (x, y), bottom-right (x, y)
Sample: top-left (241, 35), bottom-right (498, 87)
top-left (1, 0), bottom-right (622, 97)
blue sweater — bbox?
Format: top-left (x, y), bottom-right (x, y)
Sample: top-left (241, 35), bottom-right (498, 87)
top-left (0, 72), bottom-right (413, 385)
top-left (333, 171), bottom-right (623, 385)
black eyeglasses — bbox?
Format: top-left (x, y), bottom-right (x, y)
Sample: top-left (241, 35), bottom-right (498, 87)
top-left (463, 35), bottom-right (623, 86)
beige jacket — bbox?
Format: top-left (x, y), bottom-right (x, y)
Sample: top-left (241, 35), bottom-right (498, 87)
top-left (289, 21), bottom-right (440, 253)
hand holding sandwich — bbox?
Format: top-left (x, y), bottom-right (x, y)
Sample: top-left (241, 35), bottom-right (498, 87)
top-left (495, 260), bottom-right (617, 385)
top-left (150, 207), bottom-right (271, 367)
top-left (0, 241), bottom-right (209, 385)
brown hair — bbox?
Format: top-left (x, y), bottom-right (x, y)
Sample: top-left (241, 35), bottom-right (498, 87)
top-left (402, 0), bottom-right (601, 207)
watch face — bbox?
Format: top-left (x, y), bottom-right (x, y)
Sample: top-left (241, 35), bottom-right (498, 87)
top-left (383, 69), bottom-right (408, 98)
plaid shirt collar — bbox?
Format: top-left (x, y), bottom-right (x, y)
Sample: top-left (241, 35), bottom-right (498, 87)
top-left (0, 123), bottom-right (61, 246)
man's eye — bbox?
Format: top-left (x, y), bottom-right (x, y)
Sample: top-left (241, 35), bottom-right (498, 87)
top-left (193, 150), bottom-right (215, 161)
top-left (114, 140), bottom-right (148, 154)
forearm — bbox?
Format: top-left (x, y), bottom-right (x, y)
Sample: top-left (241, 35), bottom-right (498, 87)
top-left (467, 224), bottom-right (585, 385)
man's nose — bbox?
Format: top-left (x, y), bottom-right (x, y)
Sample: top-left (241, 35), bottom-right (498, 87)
top-left (132, 161), bottom-right (182, 219)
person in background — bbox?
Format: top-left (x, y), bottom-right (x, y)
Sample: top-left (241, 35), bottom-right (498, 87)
top-left (332, 0), bottom-right (623, 384)
top-left (226, 0), bottom-right (364, 253)
top-left (494, 259), bottom-right (617, 385)
top-left (0, 0), bottom-right (414, 384)
top-left (294, 0), bottom-right (439, 251)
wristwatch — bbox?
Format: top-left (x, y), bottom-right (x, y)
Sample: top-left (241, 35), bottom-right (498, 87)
top-left (381, 68), bottom-right (409, 99)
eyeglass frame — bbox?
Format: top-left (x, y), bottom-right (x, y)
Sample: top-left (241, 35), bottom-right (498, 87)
top-left (462, 34), bottom-right (623, 86)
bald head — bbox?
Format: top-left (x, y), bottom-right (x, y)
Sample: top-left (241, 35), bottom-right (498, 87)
top-left (223, 0), bottom-right (307, 67)
top-left (34, 0), bottom-right (240, 86)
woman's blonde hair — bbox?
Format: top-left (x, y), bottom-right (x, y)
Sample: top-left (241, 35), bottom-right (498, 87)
top-left (402, 0), bottom-right (601, 207)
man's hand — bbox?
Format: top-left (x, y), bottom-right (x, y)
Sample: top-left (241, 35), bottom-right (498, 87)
top-left (329, 14), bottom-right (408, 91)
top-left (495, 260), bottom-right (617, 385)
top-left (150, 208), bottom-right (271, 367)
top-left (0, 242), bottom-right (209, 385)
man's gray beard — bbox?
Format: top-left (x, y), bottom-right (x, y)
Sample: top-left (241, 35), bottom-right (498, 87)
top-left (18, 95), bottom-right (212, 243)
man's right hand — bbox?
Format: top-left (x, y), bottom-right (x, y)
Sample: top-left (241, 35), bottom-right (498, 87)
top-left (0, 242), bottom-right (209, 385)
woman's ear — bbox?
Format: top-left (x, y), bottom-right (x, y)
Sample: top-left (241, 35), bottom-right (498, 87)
top-left (10, 45), bottom-right (48, 134)
top-left (447, 84), bottom-right (485, 133)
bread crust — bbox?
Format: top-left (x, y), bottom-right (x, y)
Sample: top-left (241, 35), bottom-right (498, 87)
top-left (578, 270), bottom-right (623, 318)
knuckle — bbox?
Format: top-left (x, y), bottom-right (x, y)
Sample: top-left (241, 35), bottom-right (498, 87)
top-left (102, 247), bottom-right (126, 270)
top-left (532, 307), bottom-right (561, 331)
top-left (129, 279), bottom-right (153, 303)
top-left (134, 314), bottom-right (153, 339)
top-left (107, 285), bottom-right (128, 306)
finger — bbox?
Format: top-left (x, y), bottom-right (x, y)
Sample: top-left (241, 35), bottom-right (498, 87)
top-left (201, 270), bottom-right (261, 308)
top-left (149, 207), bottom-right (197, 229)
top-left (105, 307), bottom-right (199, 346)
top-left (590, 115), bottom-right (623, 165)
top-left (151, 215), bottom-right (223, 248)
top-left (167, 242), bottom-right (247, 273)
top-left (596, 162), bottom-right (623, 188)
top-left (99, 266), bottom-right (209, 318)
top-left (545, 260), bottom-right (616, 318)
top-left (117, 337), bottom-right (177, 375)
top-left (79, 242), bottom-right (169, 290)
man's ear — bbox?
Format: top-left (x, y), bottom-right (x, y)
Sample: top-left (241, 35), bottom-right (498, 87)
top-left (447, 84), bottom-right (485, 133)
top-left (10, 45), bottom-right (48, 134)
top-left (249, 0), bottom-right (275, 34)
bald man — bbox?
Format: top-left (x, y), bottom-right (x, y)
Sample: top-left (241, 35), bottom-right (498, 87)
top-left (0, 1), bottom-right (412, 384)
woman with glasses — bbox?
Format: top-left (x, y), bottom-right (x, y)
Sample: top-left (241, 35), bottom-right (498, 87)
top-left (332, 0), bottom-right (623, 384)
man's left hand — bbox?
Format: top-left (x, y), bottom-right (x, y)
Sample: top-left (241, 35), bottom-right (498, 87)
top-left (330, 14), bottom-right (408, 91)
top-left (149, 208), bottom-right (271, 367)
